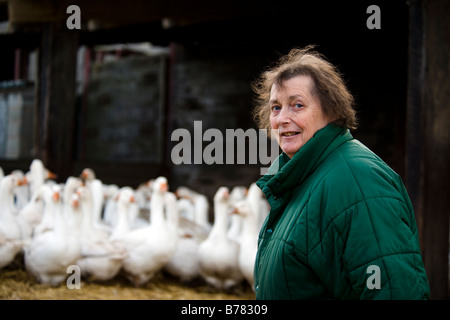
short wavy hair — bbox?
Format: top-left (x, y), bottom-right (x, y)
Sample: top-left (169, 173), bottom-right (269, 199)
top-left (252, 46), bottom-right (357, 137)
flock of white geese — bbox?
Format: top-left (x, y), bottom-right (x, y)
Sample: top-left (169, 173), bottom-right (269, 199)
top-left (0, 159), bottom-right (269, 292)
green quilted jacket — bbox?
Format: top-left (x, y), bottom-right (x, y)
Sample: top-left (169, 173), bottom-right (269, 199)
top-left (254, 124), bottom-right (430, 299)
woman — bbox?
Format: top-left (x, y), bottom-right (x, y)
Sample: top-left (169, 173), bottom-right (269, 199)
top-left (251, 46), bottom-right (430, 299)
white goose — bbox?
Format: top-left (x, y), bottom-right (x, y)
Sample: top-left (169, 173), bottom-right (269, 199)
top-left (11, 170), bottom-right (29, 212)
top-left (111, 176), bottom-right (179, 287)
top-left (16, 184), bottom-right (46, 241)
top-left (247, 182), bottom-right (269, 230)
top-left (109, 187), bottom-right (135, 241)
top-left (164, 191), bottom-right (203, 283)
top-left (176, 186), bottom-right (211, 233)
top-left (0, 174), bottom-right (26, 269)
top-left (129, 181), bottom-right (152, 229)
top-left (26, 159), bottom-right (57, 198)
top-left (102, 183), bottom-right (120, 227)
top-left (0, 232), bottom-right (24, 270)
top-left (33, 183), bottom-right (63, 237)
top-left (23, 184), bottom-right (82, 286)
top-left (73, 185), bottom-right (110, 242)
top-left (72, 188), bottom-right (129, 282)
top-left (62, 176), bottom-right (83, 229)
top-left (164, 231), bottom-right (201, 283)
top-left (232, 199), bottom-right (259, 291)
top-left (80, 168), bottom-right (111, 234)
top-left (175, 192), bottom-right (208, 242)
top-left (227, 186), bottom-right (248, 243)
top-left (197, 186), bottom-right (243, 291)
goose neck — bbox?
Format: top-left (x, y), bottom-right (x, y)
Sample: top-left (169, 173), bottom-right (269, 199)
top-left (210, 201), bottom-right (229, 237)
top-left (150, 192), bottom-right (166, 227)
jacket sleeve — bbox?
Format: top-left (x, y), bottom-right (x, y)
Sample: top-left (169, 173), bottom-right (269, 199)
top-left (319, 194), bottom-right (430, 300)
top-left (304, 150), bottom-right (431, 299)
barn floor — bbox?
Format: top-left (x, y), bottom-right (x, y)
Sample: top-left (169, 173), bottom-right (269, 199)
top-left (0, 255), bottom-right (255, 300)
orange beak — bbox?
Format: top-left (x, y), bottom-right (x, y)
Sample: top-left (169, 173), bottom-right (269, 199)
top-left (53, 192), bottom-right (60, 202)
top-left (18, 176), bottom-right (28, 186)
top-left (47, 170), bottom-right (58, 180)
top-left (160, 182), bottom-right (168, 192)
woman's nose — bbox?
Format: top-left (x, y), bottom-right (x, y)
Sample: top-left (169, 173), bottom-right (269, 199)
top-left (277, 106), bottom-right (291, 126)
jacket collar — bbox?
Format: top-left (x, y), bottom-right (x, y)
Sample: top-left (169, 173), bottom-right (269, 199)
top-left (257, 123), bottom-right (353, 202)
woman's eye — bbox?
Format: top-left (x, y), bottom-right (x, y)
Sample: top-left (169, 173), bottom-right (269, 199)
top-left (294, 103), bottom-right (304, 108)
top-left (271, 105), bottom-right (281, 111)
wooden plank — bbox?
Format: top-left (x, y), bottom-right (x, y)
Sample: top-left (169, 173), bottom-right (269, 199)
top-left (35, 22), bottom-right (78, 182)
top-left (406, 0), bottom-right (450, 300)
top-left (8, 0), bottom-right (64, 23)
top-left (7, 0), bottom-right (164, 24)
top-left (421, 0), bottom-right (450, 300)
top-left (7, 0), bottom-right (244, 28)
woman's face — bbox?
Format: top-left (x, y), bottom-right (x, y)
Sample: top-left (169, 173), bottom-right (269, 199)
top-left (269, 75), bottom-right (330, 158)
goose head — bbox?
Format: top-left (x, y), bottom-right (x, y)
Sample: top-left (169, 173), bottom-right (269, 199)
top-left (27, 159), bottom-right (56, 192)
top-left (212, 187), bottom-right (231, 224)
top-left (70, 192), bottom-right (80, 209)
top-left (229, 186), bottom-right (248, 204)
top-left (28, 159), bottom-right (45, 187)
top-left (153, 176), bottom-right (169, 194)
top-left (74, 185), bottom-right (94, 217)
top-left (1, 173), bottom-right (24, 195)
top-left (115, 187), bottom-right (136, 207)
top-left (214, 186), bottom-right (230, 204)
top-left (175, 186), bottom-right (194, 201)
top-left (80, 168), bottom-right (96, 184)
top-left (50, 184), bottom-right (62, 204)
top-left (231, 199), bottom-right (255, 219)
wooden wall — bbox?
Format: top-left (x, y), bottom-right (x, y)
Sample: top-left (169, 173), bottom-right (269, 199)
top-left (406, 0), bottom-right (450, 300)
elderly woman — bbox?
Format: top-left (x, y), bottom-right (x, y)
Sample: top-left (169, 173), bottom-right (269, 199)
top-left (251, 46), bottom-right (430, 299)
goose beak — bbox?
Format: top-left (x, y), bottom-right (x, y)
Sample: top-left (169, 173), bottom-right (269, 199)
top-left (46, 170), bottom-right (58, 180)
top-left (52, 191), bottom-right (60, 202)
top-left (72, 197), bottom-right (79, 208)
top-left (18, 176), bottom-right (28, 186)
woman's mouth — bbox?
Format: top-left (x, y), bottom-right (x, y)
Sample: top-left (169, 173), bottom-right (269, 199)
top-left (281, 132), bottom-right (301, 137)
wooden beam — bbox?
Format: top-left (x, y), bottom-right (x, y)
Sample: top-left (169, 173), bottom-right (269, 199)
top-left (7, 0), bottom-right (246, 29)
top-left (7, 0), bottom-right (164, 24)
top-left (406, 0), bottom-right (450, 300)
top-left (35, 22), bottom-right (78, 182)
